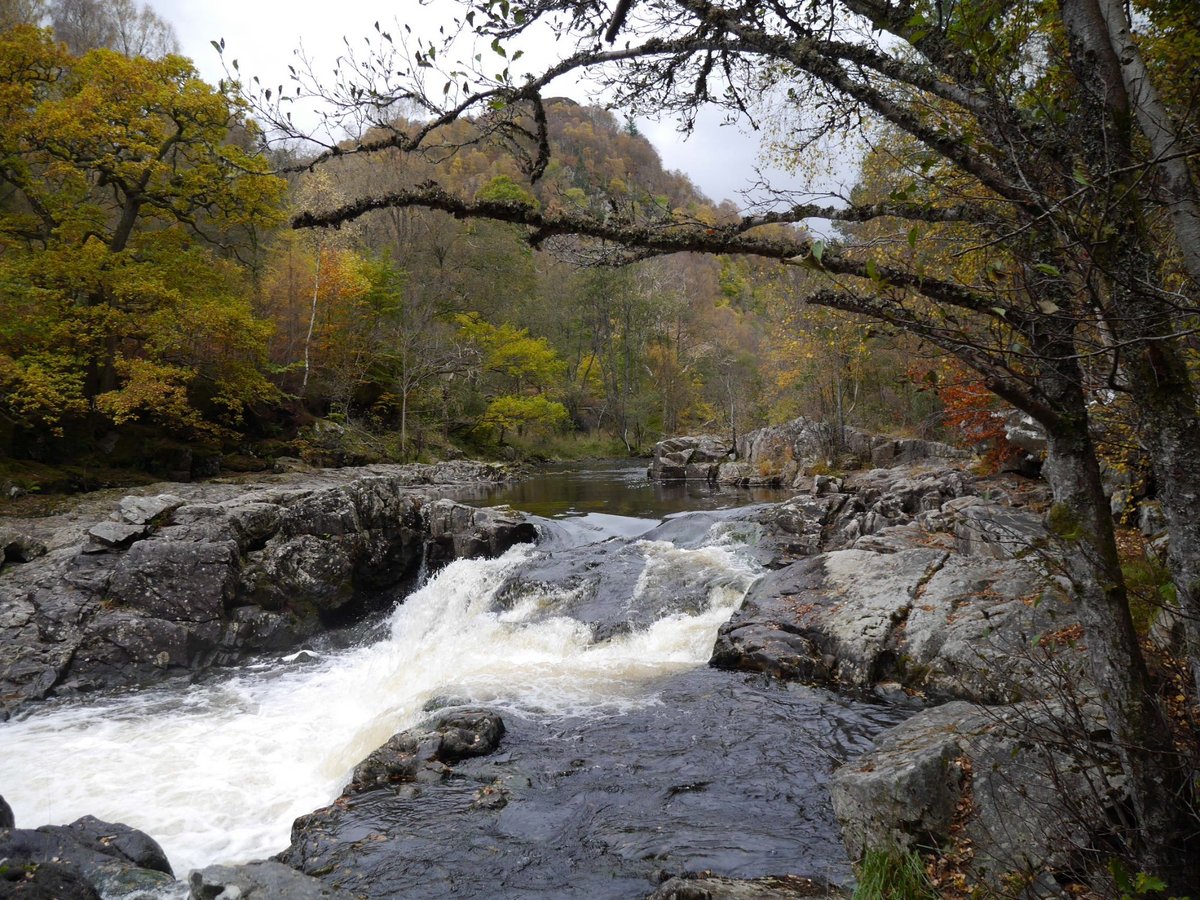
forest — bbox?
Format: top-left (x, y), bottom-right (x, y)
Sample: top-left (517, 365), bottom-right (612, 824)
top-left (0, 0), bottom-right (962, 492)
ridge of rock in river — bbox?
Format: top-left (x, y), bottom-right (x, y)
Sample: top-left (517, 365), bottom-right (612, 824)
top-left (0, 462), bottom-right (534, 719)
top-left (647, 417), bottom-right (969, 485)
top-left (703, 460), bottom-right (1122, 892)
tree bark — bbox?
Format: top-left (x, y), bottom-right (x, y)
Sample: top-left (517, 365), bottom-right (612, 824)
top-left (1061, 0), bottom-right (1200, 699)
top-left (1095, 0), bottom-right (1200, 285)
top-left (1038, 351), bottom-right (1196, 891)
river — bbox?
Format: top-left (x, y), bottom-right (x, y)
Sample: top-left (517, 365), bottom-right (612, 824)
top-left (0, 461), bottom-right (904, 896)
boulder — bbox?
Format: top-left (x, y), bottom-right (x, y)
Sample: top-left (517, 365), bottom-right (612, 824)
top-left (422, 500), bottom-right (537, 567)
top-left (348, 708), bottom-right (506, 791)
top-left (648, 435), bottom-right (732, 481)
top-left (189, 861), bottom-right (356, 900)
top-left (937, 497), bottom-right (1046, 559)
top-left (0, 859), bottom-right (101, 899)
top-left (0, 815), bottom-right (175, 899)
top-left (0, 792), bottom-right (13, 828)
top-left (711, 548), bottom-right (947, 689)
top-left (711, 531), bottom-right (1081, 704)
top-left (832, 701), bottom-right (1111, 894)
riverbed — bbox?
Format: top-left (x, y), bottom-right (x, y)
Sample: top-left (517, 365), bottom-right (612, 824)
top-left (0, 461), bottom-right (904, 896)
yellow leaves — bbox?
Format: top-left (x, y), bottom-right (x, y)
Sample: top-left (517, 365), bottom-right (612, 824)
top-left (95, 357), bottom-right (202, 430)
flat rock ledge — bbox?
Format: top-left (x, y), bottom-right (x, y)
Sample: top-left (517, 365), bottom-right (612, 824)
top-left (278, 708), bottom-right (510, 898)
top-left (0, 462), bottom-right (532, 719)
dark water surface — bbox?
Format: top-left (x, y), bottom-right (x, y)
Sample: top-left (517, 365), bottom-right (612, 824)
top-left (459, 458), bottom-right (793, 520)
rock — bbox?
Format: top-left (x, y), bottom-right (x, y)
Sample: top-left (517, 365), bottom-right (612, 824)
top-left (189, 861), bottom-right (356, 900)
top-left (281, 708), bottom-right (510, 894)
top-left (83, 520), bottom-right (149, 551)
top-left (117, 493), bottom-right (184, 526)
top-left (649, 874), bottom-right (848, 899)
top-left (1138, 500), bottom-right (1166, 537)
top-left (0, 793), bottom-right (13, 827)
top-left (0, 528), bottom-right (47, 566)
top-left (1, 462), bottom-right (522, 718)
top-left (897, 556), bottom-right (1084, 703)
top-left (938, 496), bottom-right (1046, 559)
top-left (1004, 412), bottom-right (1047, 455)
top-left (648, 435), bottom-right (732, 481)
top-left (0, 816), bottom-right (174, 899)
top-left (0, 858), bottom-right (101, 899)
top-left (832, 701), bottom-right (1111, 893)
top-left (422, 500), bottom-right (537, 567)
top-left (349, 708), bottom-right (505, 790)
top-left (869, 437), bottom-right (967, 468)
top-left (107, 540), bottom-right (240, 622)
top-left (711, 548), bottom-right (947, 688)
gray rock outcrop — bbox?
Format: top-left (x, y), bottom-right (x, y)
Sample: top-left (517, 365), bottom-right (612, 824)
top-left (713, 464), bottom-right (1077, 704)
top-left (0, 463), bottom-right (530, 719)
top-left (647, 435), bottom-right (732, 481)
top-left (831, 701), bottom-right (1112, 894)
top-left (648, 417), bottom-right (969, 485)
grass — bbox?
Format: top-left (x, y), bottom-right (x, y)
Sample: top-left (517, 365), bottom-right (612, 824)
top-left (853, 848), bottom-right (938, 900)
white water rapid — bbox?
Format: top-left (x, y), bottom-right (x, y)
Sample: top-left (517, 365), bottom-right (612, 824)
top-left (0, 518), bottom-right (759, 876)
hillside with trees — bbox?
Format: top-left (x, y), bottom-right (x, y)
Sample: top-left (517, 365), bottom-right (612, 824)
top-left (0, 6), bottom-right (947, 487)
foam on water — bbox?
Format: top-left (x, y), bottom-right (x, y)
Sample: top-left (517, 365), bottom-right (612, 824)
top-left (0, 534), bottom-right (759, 875)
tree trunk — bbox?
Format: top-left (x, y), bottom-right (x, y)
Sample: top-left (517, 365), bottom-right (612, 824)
top-left (1095, 0), bottom-right (1200, 285)
top-left (1060, 0), bottom-right (1200, 699)
top-left (1038, 368), bottom-right (1196, 891)
top-left (301, 243), bottom-right (323, 397)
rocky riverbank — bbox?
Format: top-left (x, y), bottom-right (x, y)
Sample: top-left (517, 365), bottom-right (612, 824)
top-left (0, 461), bottom-right (534, 720)
top-left (0, 443), bottom-right (1170, 898)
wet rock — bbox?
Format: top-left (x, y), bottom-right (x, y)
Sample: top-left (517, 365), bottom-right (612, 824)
top-left (189, 861), bottom-right (356, 900)
top-left (349, 709), bottom-right (505, 790)
top-left (0, 816), bottom-right (174, 899)
top-left (282, 670), bottom-right (889, 899)
top-left (649, 874), bottom-right (848, 899)
top-left (0, 793), bottom-right (13, 827)
top-left (423, 500), bottom-right (537, 567)
top-left (0, 859), bottom-right (101, 899)
top-left (832, 701), bottom-right (1110, 893)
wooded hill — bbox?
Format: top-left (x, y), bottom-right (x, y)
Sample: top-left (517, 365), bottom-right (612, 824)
top-left (0, 17), bottom-right (954, 489)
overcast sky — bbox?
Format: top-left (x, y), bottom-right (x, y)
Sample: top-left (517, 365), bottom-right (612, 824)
top-left (154, 0), bottom-right (855, 213)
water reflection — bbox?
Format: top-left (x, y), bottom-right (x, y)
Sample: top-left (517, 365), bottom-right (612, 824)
top-left (458, 459), bottom-right (793, 520)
